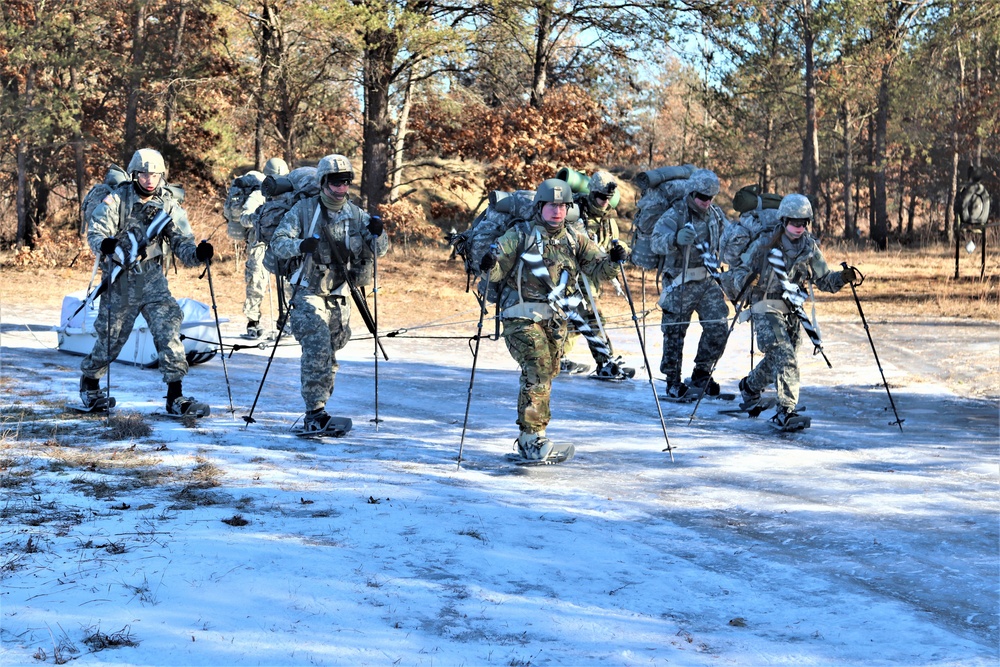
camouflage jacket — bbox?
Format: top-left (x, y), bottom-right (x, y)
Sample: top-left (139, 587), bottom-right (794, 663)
top-left (271, 197), bottom-right (388, 296)
top-left (88, 182), bottom-right (199, 270)
top-left (487, 217), bottom-right (618, 320)
top-left (737, 230), bottom-right (847, 303)
top-left (649, 196), bottom-right (725, 279)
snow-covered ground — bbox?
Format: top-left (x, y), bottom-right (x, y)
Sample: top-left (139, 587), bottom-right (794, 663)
top-left (1, 297), bottom-right (997, 666)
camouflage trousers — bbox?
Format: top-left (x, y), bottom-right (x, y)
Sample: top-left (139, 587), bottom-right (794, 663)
top-left (502, 318), bottom-right (569, 433)
top-left (659, 278), bottom-right (729, 384)
top-left (243, 241), bottom-right (270, 321)
top-left (288, 291), bottom-right (352, 412)
top-left (80, 267), bottom-right (188, 383)
top-left (746, 310), bottom-right (801, 411)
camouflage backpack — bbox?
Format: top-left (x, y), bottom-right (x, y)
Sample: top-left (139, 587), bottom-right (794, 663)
top-left (628, 164), bottom-right (697, 269)
top-left (258, 167), bottom-right (332, 277)
top-left (720, 184), bottom-right (783, 267)
top-left (82, 164), bottom-right (129, 225)
top-left (224, 170), bottom-right (265, 240)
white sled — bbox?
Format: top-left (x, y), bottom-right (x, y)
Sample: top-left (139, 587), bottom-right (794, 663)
top-left (54, 290), bottom-right (223, 368)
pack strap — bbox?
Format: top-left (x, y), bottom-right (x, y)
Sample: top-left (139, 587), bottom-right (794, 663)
top-left (766, 248), bottom-right (825, 356)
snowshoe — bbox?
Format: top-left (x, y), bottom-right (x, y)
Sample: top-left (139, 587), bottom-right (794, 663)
top-left (509, 432), bottom-right (575, 465)
top-left (559, 358), bottom-right (592, 376)
top-left (78, 377), bottom-right (115, 413)
top-left (165, 396), bottom-right (211, 418)
top-left (293, 410), bottom-right (352, 438)
top-left (661, 382), bottom-right (693, 402)
top-left (770, 408), bottom-right (811, 432)
top-left (241, 320), bottom-right (263, 340)
top-left (719, 398), bottom-right (778, 418)
top-left (591, 356), bottom-right (635, 382)
top-left (684, 375), bottom-right (735, 401)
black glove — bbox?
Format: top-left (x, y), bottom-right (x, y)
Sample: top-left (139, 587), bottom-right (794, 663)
top-left (367, 215), bottom-right (384, 237)
top-left (196, 240), bottom-right (214, 262)
top-left (100, 237), bottom-right (119, 256)
top-left (300, 237), bottom-right (319, 254)
top-left (479, 252), bottom-right (496, 273)
top-left (840, 266), bottom-right (858, 284)
top-left (609, 243), bottom-right (628, 263)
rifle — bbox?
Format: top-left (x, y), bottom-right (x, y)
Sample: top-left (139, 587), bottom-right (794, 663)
top-left (321, 224), bottom-right (388, 361)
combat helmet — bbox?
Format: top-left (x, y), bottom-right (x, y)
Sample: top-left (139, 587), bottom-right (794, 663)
top-left (127, 148), bottom-right (166, 176)
top-left (533, 178), bottom-right (574, 206)
top-left (777, 193), bottom-right (813, 221)
top-left (588, 170), bottom-right (618, 206)
top-left (687, 168), bottom-right (720, 198)
top-left (264, 157), bottom-right (289, 177)
top-left (316, 154), bottom-right (354, 184)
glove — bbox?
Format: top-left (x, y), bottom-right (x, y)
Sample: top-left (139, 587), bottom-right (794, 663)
top-left (675, 225), bottom-right (697, 246)
top-left (609, 243), bottom-right (628, 263)
top-left (299, 237), bottom-right (319, 254)
top-left (367, 215), bottom-right (384, 237)
top-left (99, 237), bottom-right (119, 256)
top-left (244, 190), bottom-right (266, 213)
top-left (196, 240), bottom-right (214, 262)
top-left (479, 252), bottom-right (496, 273)
top-left (840, 266), bottom-right (858, 284)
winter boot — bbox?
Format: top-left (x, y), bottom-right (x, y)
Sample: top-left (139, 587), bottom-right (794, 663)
top-left (666, 382), bottom-right (690, 400)
top-left (303, 408), bottom-right (333, 433)
top-left (559, 358), bottom-right (592, 375)
top-left (516, 431), bottom-right (554, 461)
top-left (595, 355), bottom-right (636, 381)
top-left (245, 320), bottom-right (263, 340)
top-left (738, 377), bottom-right (762, 409)
top-left (688, 370), bottom-right (721, 397)
top-left (771, 407), bottom-right (810, 432)
top-left (165, 381), bottom-right (210, 417)
top-left (79, 376), bottom-right (113, 412)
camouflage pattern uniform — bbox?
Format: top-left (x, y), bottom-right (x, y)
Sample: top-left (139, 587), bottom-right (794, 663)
top-left (81, 182), bottom-right (201, 384)
top-left (738, 231), bottom-right (849, 412)
top-left (270, 198), bottom-right (388, 412)
top-left (488, 215), bottom-right (618, 434)
top-left (649, 190), bottom-right (729, 389)
top-left (565, 174), bottom-right (627, 366)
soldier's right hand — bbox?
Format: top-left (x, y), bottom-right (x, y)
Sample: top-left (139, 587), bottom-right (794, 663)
top-left (300, 237), bottom-right (319, 254)
top-left (100, 237), bottom-right (119, 256)
top-left (479, 252), bottom-right (496, 273)
top-left (675, 225), bottom-right (697, 246)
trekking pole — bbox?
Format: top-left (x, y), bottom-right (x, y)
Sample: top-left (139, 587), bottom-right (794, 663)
top-left (613, 241), bottom-right (673, 461)
top-left (688, 272), bottom-right (758, 425)
top-left (370, 218), bottom-right (383, 430)
top-left (201, 253), bottom-right (236, 416)
top-left (103, 250), bottom-right (115, 424)
top-left (841, 262), bottom-right (904, 431)
top-left (456, 284), bottom-right (490, 470)
top-left (243, 239), bottom-right (315, 427)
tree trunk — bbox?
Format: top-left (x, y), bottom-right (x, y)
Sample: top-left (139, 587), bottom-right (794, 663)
top-left (70, 35), bottom-right (87, 235)
top-left (361, 27), bottom-right (398, 212)
top-left (123, 0), bottom-right (149, 160)
top-left (799, 0), bottom-right (819, 198)
top-left (945, 40), bottom-right (965, 244)
top-left (871, 61), bottom-right (891, 250)
top-left (389, 69), bottom-right (413, 203)
top-left (530, 1), bottom-right (553, 109)
top-left (164, 1), bottom-right (189, 146)
top-left (255, 1), bottom-right (279, 170)
top-left (841, 102), bottom-right (856, 241)
top-left (760, 114), bottom-right (774, 192)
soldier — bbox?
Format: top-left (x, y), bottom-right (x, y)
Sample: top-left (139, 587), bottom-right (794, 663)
top-left (650, 168), bottom-right (730, 400)
top-left (79, 148), bottom-right (214, 416)
top-left (269, 154), bottom-right (388, 433)
top-left (479, 178), bottom-right (627, 461)
top-left (732, 194), bottom-right (856, 429)
top-left (562, 170), bottom-right (633, 380)
top-left (225, 157), bottom-right (290, 339)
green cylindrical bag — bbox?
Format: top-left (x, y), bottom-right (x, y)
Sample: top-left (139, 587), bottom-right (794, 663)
top-left (555, 167), bottom-right (590, 194)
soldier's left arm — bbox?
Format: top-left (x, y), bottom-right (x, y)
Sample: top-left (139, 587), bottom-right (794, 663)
top-left (165, 202), bottom-right (201, 267)
top-left (809, 241), bottom-right (849, 293)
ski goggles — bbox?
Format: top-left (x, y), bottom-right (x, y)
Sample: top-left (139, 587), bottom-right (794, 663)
top-left (693, 192), bottom-right (714, 202)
